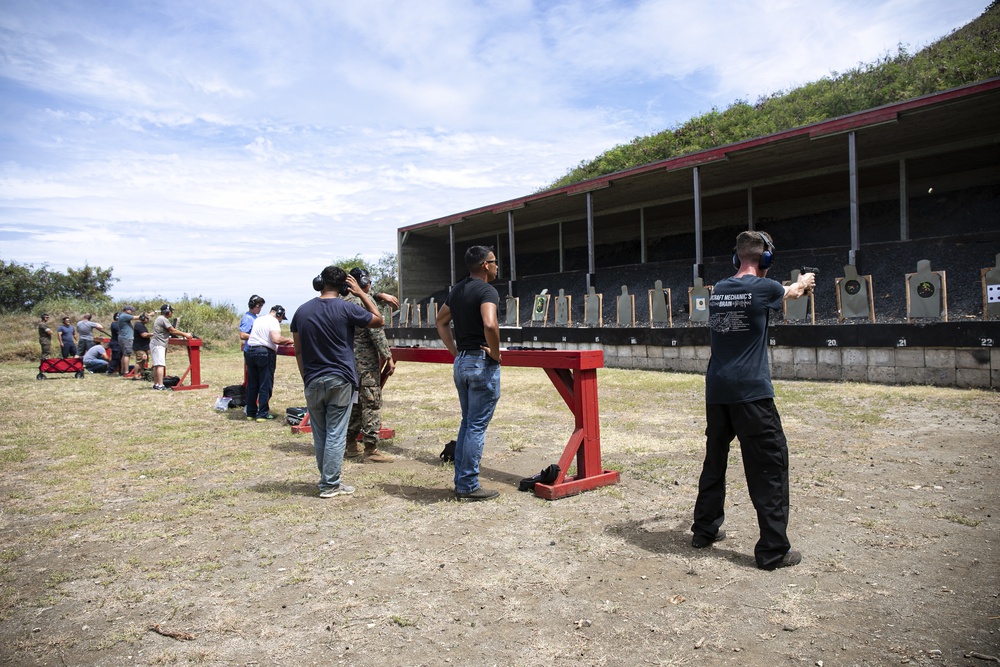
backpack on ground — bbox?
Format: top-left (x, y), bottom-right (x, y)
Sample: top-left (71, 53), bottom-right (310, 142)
top-left (223, 384), bottom-right (246, 408)
top-left (285, 407), bottom-right (307, 425)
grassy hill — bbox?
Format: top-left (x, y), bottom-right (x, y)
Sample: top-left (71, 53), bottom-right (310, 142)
top-left (550, 2), bottom-right (1000, 189)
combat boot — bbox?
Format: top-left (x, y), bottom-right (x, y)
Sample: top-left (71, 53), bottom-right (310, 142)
top-left (364, 447), bottom-right (394, 463)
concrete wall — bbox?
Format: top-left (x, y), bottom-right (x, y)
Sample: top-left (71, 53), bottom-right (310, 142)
top-left (389, 333), bottom-right (1000, 390)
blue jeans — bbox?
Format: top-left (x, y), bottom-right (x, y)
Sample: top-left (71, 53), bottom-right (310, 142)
top-left (453, 351), bottom-right (501, 494)
top-left (84, 358), bottom-right (108, 373)
top-left (244, 346), bottom-right (277, 418)
top-left (305, 374), bottom-right (354, 491)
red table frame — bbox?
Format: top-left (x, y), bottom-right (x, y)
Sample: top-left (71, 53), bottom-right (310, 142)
top-left (391, 347), bottom-right (619, 500)
top-left (167, 338), bottom-right (209, 391)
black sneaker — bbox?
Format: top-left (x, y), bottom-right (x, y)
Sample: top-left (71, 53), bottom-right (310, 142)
top-left (772, 549), bottom-right (801, 569)
top-left (691, 529), bottom-right (726, 549)
top-left (455, 487), bottom-right (500, 501)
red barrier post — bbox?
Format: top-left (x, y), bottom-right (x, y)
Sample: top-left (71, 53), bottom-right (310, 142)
top-left (168, 338), bottom-right (209, 391)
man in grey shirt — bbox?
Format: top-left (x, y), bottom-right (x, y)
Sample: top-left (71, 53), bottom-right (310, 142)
top-left (76, 314), bottom-right (105, 356)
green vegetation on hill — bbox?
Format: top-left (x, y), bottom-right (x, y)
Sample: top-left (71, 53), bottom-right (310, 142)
top-left (550, 2), bottom-right (1000, 189)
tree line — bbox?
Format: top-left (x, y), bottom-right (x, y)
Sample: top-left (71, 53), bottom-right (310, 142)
top-left (0, 258), bottom-right (117, 313)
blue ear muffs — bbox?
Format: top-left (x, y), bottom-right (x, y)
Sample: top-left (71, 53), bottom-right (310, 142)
top-left (759, 234), bottom-right (775, 269)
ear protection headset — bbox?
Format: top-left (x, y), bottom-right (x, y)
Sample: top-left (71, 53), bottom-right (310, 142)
top-left (248, 295), bottom-right (265, 309)
top-left (273, 305), bottom-right (286, 320)
top-left (160, 303), bottom-right (172, 314)
top-left (732, 232), bottom-right (775, 270)
top-left (349, 268), bottom-right (371, 289)
top-left (312, 273), bottom-right (350, 292)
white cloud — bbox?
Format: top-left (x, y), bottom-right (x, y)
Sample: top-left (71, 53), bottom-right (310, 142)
top-left (0, 0), bottom-right (989, 314)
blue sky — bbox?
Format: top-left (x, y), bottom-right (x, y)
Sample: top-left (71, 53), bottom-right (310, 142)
top-left (0, 0), bottom-right (988, 316)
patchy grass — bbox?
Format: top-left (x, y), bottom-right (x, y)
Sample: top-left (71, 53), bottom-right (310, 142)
top-left (0, 350), bottom-right (998, 666)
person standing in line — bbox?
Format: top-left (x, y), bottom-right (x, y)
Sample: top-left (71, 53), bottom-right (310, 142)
top-left (76, 314), bottom-right (105, 357)
top-left (240, 295), bottom-right (265, 352)
top-left (116, 306), bottom-right (138, 376)
top-left (132, 314), bottom-right (152, 380)
top-left (435, 246), bottom-right (502, 502)
top-left (150, 304), bottom-right (194, 391)
top-left (691, 230), bottom-right (814, 570)
top-left (343, 267), bottom-right (398, 463)
top-left (244, 305), bottom-right (293, 422)
top-left (107, 312), bottom-right (121, 375)
top-left (38, 313), bottom-right (53, 359)
top-left (57, 316), bottom-right (78, 358)
top-left (291, 266), bottom-right (383, 499)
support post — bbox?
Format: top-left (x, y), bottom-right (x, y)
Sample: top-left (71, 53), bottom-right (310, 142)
top-left (693, 166), bottom-right (704, 282)
top-left (899, 158), bottom-right (909, 241)
top-left (849, 131), bottom-right (860, 266)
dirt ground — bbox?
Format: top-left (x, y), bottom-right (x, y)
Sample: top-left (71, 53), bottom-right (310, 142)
top-left (0, 352), bottom-right (998, 666)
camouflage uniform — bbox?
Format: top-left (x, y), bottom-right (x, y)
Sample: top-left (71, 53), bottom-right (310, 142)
top-left (344, 293), bottom-right (392, 455)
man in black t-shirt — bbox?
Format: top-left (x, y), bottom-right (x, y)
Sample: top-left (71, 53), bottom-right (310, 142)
top-left (436, 246), bottom-right (502, 501)
top-left (691, 231), bottom-right (814, 570)
top-left (132, 314), bottom-right (152, 380)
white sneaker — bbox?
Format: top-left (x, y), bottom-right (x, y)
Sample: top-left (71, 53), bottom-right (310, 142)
top-left (319, 484), bottom-right (355, 498)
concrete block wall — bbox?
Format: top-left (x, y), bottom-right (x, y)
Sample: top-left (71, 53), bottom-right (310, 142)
top-left (390, 334), bottom-right (1000, 390)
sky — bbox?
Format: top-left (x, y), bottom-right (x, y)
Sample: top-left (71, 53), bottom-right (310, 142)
top-left (0, 0), bottom-right (989, 317)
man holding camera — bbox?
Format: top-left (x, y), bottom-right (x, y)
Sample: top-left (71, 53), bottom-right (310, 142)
top-left (292, 266), bottom-right (383, 499)
top-left (691, 231), bottom-right (814, 570)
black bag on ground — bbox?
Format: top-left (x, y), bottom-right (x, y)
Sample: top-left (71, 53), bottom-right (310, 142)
top-left (285, 407), bottom-right (307, 425)
top-left (518, 464), bottom-right (561, 491)
top-left (439, 440), bottom-right (456, 463)
top-left (223, 384), bottom-right (246, 408)
top-left (163, 376), bottom-right (180, 387)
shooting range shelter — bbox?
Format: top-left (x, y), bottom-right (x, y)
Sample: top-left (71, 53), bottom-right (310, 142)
top-left (393, 79), bottom-right (1000, 389)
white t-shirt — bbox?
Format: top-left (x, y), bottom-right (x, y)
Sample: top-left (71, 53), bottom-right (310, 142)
top-left (247, 314), bottom-right (281, 351)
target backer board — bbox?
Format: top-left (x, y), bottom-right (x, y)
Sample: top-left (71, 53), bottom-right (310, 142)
top-left (836, 264), bottom-right (876, 322)
top-left (649, 280), bottom-right (672, 327)
top-left (504, 296), bottom-right (520, 327)
top-left (531, 289), bottom-right (550, 326)
top-left (616, 286), bottom-right (635, 327)
top-left (554, 290), bottom-right (572, 326)
top-left (783, 269), bottom-right (815, 324)
top-left (905, 259), bottom-right (948, 322)
top-left (688, 277), bottom-right (712, 323)
top-left (983, 252), bottom-right (1000, 319)
top-left (584, 287), bottom-right (603, 327)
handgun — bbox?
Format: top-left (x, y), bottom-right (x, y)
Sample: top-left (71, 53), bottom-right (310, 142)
top-left (799, 266), bottom-right (819, 294)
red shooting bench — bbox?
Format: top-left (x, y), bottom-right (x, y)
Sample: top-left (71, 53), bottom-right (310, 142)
top-left (391, 346), bottom-right (620, 500)
top-left (167, 337), bottom-right (209, 391)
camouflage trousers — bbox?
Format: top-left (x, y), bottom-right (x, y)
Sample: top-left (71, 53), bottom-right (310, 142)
top-left (347, 384), bottom-right (382, 450)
